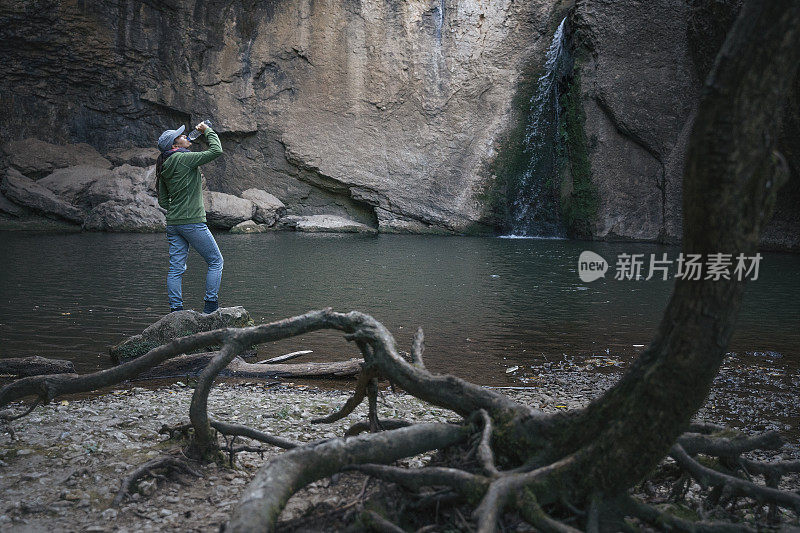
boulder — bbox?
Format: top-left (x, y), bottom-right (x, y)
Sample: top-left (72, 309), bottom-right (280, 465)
top-left (230, 220), bottom-right (272, 233)
top-left (37, 166), bottom-right (110, 208)
top-left (2, 139), bottom-right (111, 179)
top-left (109, 306), bottom-right (254, 363)
top-left (240, 188), bottom-right (286, 226)
top-left (279, 214), bottom-right (378, 234)
top-left (0, 190), bottom-right (27, 217)
top-left (0, 168), bottom-right (84, 224)
top-left (203, 190), bottom-right (254, 229)
top-left (39, 164), bottom-right (155, 210)
top-left (105, 147), bottom-right (157, 168)
top-left (82, 200), bottom-right (166, 232)
top-left (375, 207), bottom-right (451, 234)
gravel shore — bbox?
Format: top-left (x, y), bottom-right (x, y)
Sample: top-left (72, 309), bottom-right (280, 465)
top-left (0, 353), bottom-right (797, 532)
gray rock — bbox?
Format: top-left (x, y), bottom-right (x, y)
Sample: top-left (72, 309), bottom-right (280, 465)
top-left (230, 220), bottom-right (272, 234)
top-left (82, 200), bottom-right (166, 232)
top-left (240, 188), bottom-right (285, 226)
top-left (0, 189), bottom-right (27, 217)
top-left (0, 168), bottom-right (84, 224)
top-left (375, 207), bottom-right (451, 235)
top-left (0, 0), bottom-right (558, 236)
top-left (37, 166), bottom-right (112, 208)
top-left (109, 307), bottom-right (254, 363)
top-left (279, 214), bottom-right (378, 234)
top-left (39, 165), bottom-right (155, 211)
top-left (104, 147), bottom-right (157, 168)
top-left (573, 0), bottom-right (700, 241)
top-left (203, 191), bottom-right (254, 229)
top-left (2, 139), bottom-right (111, 179)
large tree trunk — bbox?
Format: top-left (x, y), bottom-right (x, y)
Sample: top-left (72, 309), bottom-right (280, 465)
top-left (528, 0), bottom-right (800, 501)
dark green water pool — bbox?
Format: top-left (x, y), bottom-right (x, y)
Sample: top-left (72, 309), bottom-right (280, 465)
top-left (1, 231), bottom-right (798, 385)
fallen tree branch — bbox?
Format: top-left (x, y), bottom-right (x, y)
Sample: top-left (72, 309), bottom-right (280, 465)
top-left (139, 352), bottom-right (361, 380)
top-left (255, 350), bottom-right (313, 364)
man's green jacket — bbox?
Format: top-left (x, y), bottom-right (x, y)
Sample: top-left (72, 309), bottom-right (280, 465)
top-left (157, 129), bottom-right (223, 225)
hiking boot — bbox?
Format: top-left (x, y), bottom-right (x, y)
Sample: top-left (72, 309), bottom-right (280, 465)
top-left (203, 300), bottom-right (219, 314)
top-left (170, 306), bottom-right (184, 313)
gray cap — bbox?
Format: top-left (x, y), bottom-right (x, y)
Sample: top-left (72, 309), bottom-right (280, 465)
top-left (157, 125), bottom-right (185, 152)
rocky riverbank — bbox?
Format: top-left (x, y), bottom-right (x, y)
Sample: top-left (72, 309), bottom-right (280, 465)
top-left (1, 352), bottom-right (798, 532)
top-left (0, 138), bottom-right (378, 235)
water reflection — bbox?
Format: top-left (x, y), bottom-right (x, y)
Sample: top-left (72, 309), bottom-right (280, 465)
top-left (0, 231), bottom-right (797, 385)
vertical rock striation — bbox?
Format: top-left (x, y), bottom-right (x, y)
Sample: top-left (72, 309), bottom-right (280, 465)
top-left (568, 0), bottom-right (799, 248)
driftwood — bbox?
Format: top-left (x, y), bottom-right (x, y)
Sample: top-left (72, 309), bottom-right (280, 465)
top-left (138, 352), bottom-right (361, 380)
top-left (255, 350), bottom-right (313, 364)
top-left (0, 356), bottom-right (75, 377)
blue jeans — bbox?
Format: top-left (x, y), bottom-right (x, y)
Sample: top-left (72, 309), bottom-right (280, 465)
top-left (166, 223), bottom-right (223, 309)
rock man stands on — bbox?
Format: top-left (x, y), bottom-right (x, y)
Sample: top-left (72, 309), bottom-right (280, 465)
top-left (156, 122), bottom-right (224, 314)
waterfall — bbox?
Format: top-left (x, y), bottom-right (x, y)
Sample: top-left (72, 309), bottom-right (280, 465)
top-left (506, 17), bottom-right (570, 238)
top-left (434, 0), bottom-right (445, 42)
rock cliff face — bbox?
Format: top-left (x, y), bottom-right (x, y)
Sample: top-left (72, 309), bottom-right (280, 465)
top-left (568, 0), bottom-right (799, 249)
top-left (0, 0), bottom-right (560, 234)
top-left (2, 0), bottom-right (797, 248)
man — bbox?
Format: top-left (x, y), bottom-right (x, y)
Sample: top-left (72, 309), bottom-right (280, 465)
top-left (156, 121), bottom-right (224, 314)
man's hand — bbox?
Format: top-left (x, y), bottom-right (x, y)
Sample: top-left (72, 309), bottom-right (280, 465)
top-left (195, 121), bottom-right (209, 133)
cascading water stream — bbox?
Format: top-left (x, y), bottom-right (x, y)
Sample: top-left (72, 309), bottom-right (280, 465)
top-left (434, 0), bottom-right (444, 42)
top-left (505, 17), bottom-right (571, 238)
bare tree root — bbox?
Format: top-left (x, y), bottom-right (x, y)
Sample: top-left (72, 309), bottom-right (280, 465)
top-left (473, 409), bottom-right (500, 477)
top-left (227, 423), bottom-right (470, 532)
top-left (311, 365), bottom-right (378, 424)
top-left (669, 444), bottom-right (800, 512)
top-left (210, 418), bottom-right (299, 450)
top-left (0, 398), bottom-right (41, 439)
top-left (112, 455), bottom-right (201, 507)
top-left (516, 489), bottom-right (582, 533)
top-left (345, 419), bottom-right (413, 437)
top-left (619, 496), bottom-right (755, 533)
top-left (345, 463), bottom-right (488, 496)
top-left (359, 510), bottom-right (406, 533)
top-left (159, 422), bottom-right (193, 440)
top-left (677, 431), bottom-right (783, 457)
